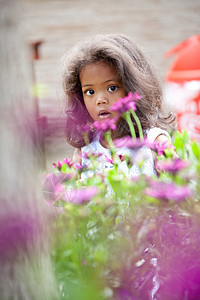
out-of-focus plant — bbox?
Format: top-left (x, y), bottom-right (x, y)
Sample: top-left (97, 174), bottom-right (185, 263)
top-left (43, 93), bottom-right (200, 300)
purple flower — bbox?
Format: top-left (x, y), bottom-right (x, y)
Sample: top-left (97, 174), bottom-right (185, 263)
top-left (156, 158), bottom-right (189, 174)
top-left (114, 136), bottom-right (147, 149)
top-left (148, 140), bottom-right (168, 156)
top-left (62, 186), bottom-right (99, 205)
top-left (93, 117), bottom-right (117, 132)
top-left (110, 91), bottom-right (142, 114)
top-left (53, 158), bottom-right (73, 170)
top-left (73, 162), bottom-right (82, 170)
top-left (145, 180), bottom-right (192, 202)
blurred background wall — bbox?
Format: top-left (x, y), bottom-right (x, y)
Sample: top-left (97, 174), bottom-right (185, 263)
top-left (22, 0), bottom-right (200, 171)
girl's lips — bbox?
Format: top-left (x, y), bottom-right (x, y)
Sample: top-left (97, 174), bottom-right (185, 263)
top-left (98, 110), bottom-right (111, 119)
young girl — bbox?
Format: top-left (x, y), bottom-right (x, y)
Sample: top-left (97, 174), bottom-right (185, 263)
top-left (62, 34), bottom-right (176, 178)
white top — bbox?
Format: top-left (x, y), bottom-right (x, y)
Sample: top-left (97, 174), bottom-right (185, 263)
top-left (81, 127), bottom-right (169, 179)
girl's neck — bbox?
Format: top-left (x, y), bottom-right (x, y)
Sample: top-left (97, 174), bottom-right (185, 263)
top-left (100, 138), bottom-right (109, 149)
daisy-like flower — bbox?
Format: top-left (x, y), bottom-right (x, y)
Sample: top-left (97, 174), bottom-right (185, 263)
top-left (145, 180), bottom-right (192, 202)
top-left (53, 158), bottom-right (73, 170)
top-left (156, 158), bottom-right (189, 175)
top-left (93, 117), bottom-right (117, 132)
top-left (114, 136), bottom-right (147, 149)
top-left (110, 91), bottom-right (142, 114)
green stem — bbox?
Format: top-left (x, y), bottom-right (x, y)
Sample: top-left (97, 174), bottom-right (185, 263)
top-left (83, 132), bottom-right (90, 146)
top-left (123, 112), bottom-right (136, 139)
top-left (130, 109), bottom-right (144, 140)
top-left (104, 131), bottom-right (116, 162)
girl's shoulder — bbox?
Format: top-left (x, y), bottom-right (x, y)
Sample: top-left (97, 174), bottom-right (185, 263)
top-left (145, 127), bottom-right (170, 143)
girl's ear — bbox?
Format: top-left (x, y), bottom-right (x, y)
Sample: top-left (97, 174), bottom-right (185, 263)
top-left (155, 134), bottom-right (170, 144)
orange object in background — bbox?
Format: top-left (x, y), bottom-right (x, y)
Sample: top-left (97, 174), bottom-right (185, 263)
top-left (165, 35), bottom-right (200, 142)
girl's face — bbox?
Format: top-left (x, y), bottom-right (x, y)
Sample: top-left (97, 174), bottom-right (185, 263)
top-left (80, 61), bottom-right (126, 122)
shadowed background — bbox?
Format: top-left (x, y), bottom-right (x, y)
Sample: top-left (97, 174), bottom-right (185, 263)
top-left (22, 0), bottom-right (200, 172)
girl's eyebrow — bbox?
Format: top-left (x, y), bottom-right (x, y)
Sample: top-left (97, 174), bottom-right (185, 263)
top-left (105, 79), bottom-right (118, 83)
top-left (82, 84), bottom-right (94, 87)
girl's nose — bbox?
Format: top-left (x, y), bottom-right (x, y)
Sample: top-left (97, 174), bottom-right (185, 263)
top-left (96, 94), bottom-right (109, 105)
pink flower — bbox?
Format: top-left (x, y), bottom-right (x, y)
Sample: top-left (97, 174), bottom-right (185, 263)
top-left (145, 180), bottom-right (192, 202)
top-left (105, 155), bottom-right (114, 164)
top-left (114, 136), bottom-right (147, 149)
top-left (62, 186), bottom-right (99, 205)
top-left (148, 140), bottom-right (168, 156)
top-left (156, 159), bottom-right (189, 174)
top-left (53, 157), bottom-right (73, 170)
top-left (110, 91), bottom-right (142, 114)
top-left (93, 117), bottom-right (117, 132)
top-left (73, 162), bottom-right (83, 170)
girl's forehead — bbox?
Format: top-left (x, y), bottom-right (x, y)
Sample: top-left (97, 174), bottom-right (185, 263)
top-left (80, 61), bottom-right (118, 83)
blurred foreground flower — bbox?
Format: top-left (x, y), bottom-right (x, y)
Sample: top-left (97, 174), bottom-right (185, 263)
top-left (110, 91), bottom-right (142, 114)
top-left (114, 136), bottom-right (146, 149)
top-left (149, 140), bottom-right (169, 156)
top-left (146, 180), bottom-right (192, 202)
top-left (93, 117), bottom-right (117, 132)
top-left (156, 158), bottom-right (189, 174)
top-left (62, 186), bottom-right (99, 205)
top-left (42, 173), bottom-right (73, 205)
top-left (0, 212), bottom-right (41, 260)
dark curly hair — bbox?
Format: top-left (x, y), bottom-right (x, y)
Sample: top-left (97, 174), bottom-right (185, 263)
top-left (62, 34), bottom-right (176, 148)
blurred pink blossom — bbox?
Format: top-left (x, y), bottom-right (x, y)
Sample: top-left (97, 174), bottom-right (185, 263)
top-left (114, 136), bottom-right (147, 149)
top-left (110, 91), bottom-right (142, 114)
top-left (156, 158), bottom-right (189, 174)
top-left (93, 117), bottom-right (117, 132)
top-left (145, 180), bottom-right (192, 202)
top-left (62, 186), bottom-right (99, 205)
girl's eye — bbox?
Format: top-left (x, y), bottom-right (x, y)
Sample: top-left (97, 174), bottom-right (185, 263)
top-left (108, 85), bottom-right (118, 92)
top-left (85, 89), bottom-right (94, 96)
